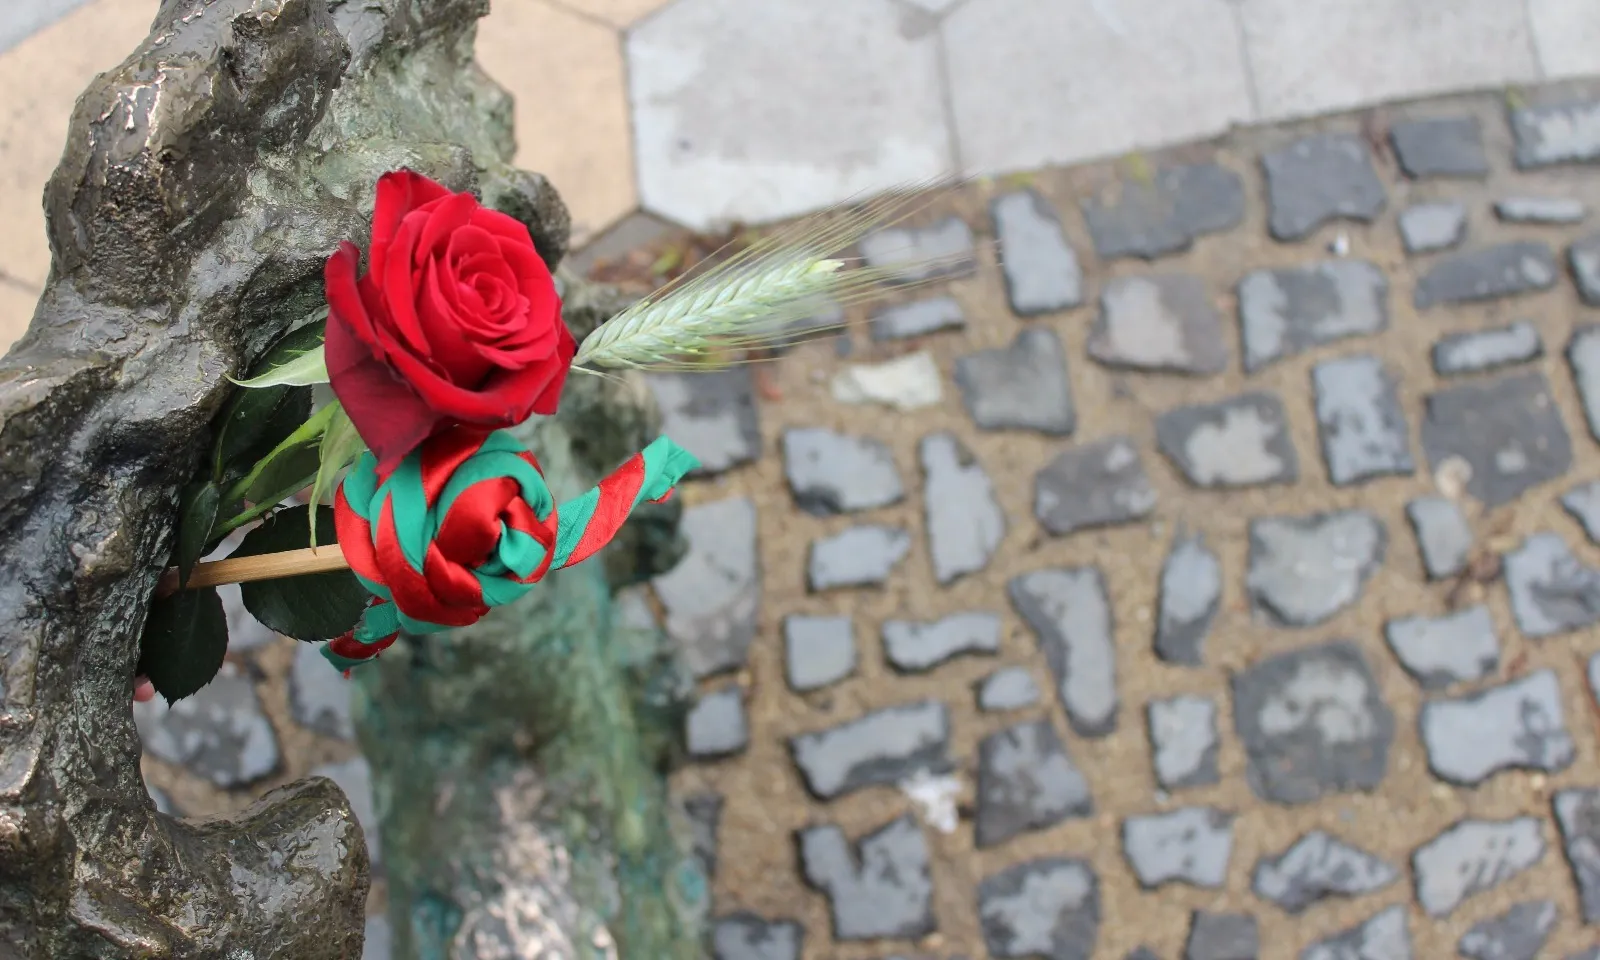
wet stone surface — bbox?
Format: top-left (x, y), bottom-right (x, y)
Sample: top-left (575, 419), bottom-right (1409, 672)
top-left (1245, 512), bottom-right (1386, 627)
top-left (1230, 640), bottom-right (1394, 805)
top-left (1251, 831), bottom-right (1398, 914)
top-left (1390, 115), bottom-right (1490, 178)
top-left (1412, 817), bottom-right (1547, 917)
top-left (1009, 567), bottom-right (1119, 737)
top-left (1154, 532), bottom-right (1223, 666)
top-left (1383, 606), bottom-right (1500, 690)
top-left (1088, 274), bottom-right (1229, 374)
top-left (1432, 321), bottom-right (1543, 376)
top-left (953, 328), bottom-right (1077, 435)
top-left (975, 717), bottom-right (1094, 848)
top-left (1261, 134), bottom-right (1386, 241)
top-left (1122, 807), bottom-right (1234, 889)
top-left (992, 189), bottom-right (1084, 315)
top-left (1457, 900), bottom-right (1559, 960)
top-left (798, 814), bottom-right (935, 940)
top-left (1237, 260), bottom-right (1388, 371)
top-left (1080, 162), bottom-right (1245, 261)
top-left (1156, 393), bottom-right (1299, 489)
top-left (1412, 241), bottom-right (1559, 308)
top-left (1311, 354), bottom-right (1413, 486)
top-left (977, 858), bottom-right (1099, 960)
top-left (1419, 371), bottom-right (1573, 508)
top-left (1033, 436), bottom-right (1157, 536)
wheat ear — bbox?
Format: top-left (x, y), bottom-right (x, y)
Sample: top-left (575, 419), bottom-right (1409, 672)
top-left (571, 181), bottom-right (974, 372)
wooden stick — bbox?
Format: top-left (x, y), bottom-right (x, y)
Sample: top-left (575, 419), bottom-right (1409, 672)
top-left (157, 546), bottom-right (351, 598)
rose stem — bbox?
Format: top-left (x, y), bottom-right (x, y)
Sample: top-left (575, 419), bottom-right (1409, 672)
top-left (155, 546), bottom-right (351, 598)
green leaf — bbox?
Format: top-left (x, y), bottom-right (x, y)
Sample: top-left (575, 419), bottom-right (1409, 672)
top-left (138, 587), bottom-right (230, 704)
top-left (213, 384), bottom-right (313, 480)
top-left (244, 439), bottom-right (322, 508)
top-left (309, 402), bottom-right (366, 547)
top-left (175, 481), bottom-right (221, 587)
top-left (228, 320), bottom-right (329, 390)
top-left (227, 343), bottom-right (328, 389)
top-left (235, 505), bottom-right (370, 641)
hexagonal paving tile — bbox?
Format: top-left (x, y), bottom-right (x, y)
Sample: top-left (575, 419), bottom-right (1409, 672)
top-left (626, 0), bottom-right (951, 228)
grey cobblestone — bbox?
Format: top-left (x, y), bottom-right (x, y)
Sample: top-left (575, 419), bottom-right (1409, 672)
top-left (653, 496), bottom-right (760, 679)
top-left (920, 433), bottom-right (1005, 584)
top-left (712, 913), bottom-right (803, 960)
top-left (1419, 669), bottom-right (1574, 785)
top-left (975, 717), bottom-right (1093, 848)
top-left (1183, 911), bottom-right (1259, 960)
top-left (1572, 233), bottom-right (1600, 305)
top-left (647, 370), bottom-right (761, 477)
top-left (798, 814), bottom-right (934, 940)
top-left (1399, 201), bottom-right (1467, 254)
top-left (1568, 325), bottom-right (1600, 441)
top-left (1419, 372), bottom-right (1573, 508)
top-left (1390, 115), bottom-right (1489, 178)
top-left (1251, 831), bottom-right (1399, 914)
top-left (1457, 900), bottom-right (1558, 960)
top-left (1080, 162), bottom-right (1244, 261)
top-left (1413, 241), bottom-right (1559, 308)
top-left (135, 662), bottom-right (279, 789)
top-left (1405, 496), bottom-right (1472, 580)
top-left (1495, 196), bottom-right (1587, 224)
top-left (1431, 321), bottom-right (1543, 376)
top-left (1154, 532), bottom-right (1222, 666)
top-left (1147, 695), bottom-right (1220, 790)
top-left (684, 792), bottom-right (723, 880)
top-left (1033, 436), bottom-right (1156, 536)
top-left (1245, 512), bottom-right (1385, 628)
top-left (1155, 393), bottom-right (1299, 489)
top-left (991, 190), bottom-right (1084, 315)
top-left (781, 427), bottom-right (903, 516)
top-left (859, 217), bottom-right (977, 284)
top-left (869, 296), bottom-right (966, 342)
top-left (977, 858), bottom-right (1099, 960)
top-left (1552, 787), bottom-right (1600, 924)
top-left (1299, 906), bottom-right (1410, 960)
top-left (789, 701), bottom-right (951, 800)
top-left (807, 524), bottom-right (912, 591)
top-left (1383, 606), bottom-right (1500, 690)
top-left (975, 667), bottom-right (1040, 712)
top-left (1122, 807), bottom-right (1233, 889)
top-left (1261, 134), bottom-right (1386, 241)
top-left (1311, 354), bottom-right (1413, 486)
top-left (1412, 817), bottom-right (1546, 917)
top-left (1010, 567), bottom-right (1118, 737)
top-left (1561, 480), bottom-right (1600, 544)
top-left (883, 611), bottom-right (1001, 673)
top-left (1503, 533), bottom-right (1600, 638)
top-left (1088, 274), bottom-right (1229, 374)
top-left (1237, 260), bottom-right (1388, 371)
top-left (289, 639), bottom-right (354, 740)
top-left (783, 615), bottom-right (856, 692)
top-left (1231, 640), bottom-right (1394, 805)
top-left (687, 686), bottom-right (749, 759)
top-left (953, 328), bottom-right (1076, 435)
top-left (1510, 99), bottom-right (1600, 168)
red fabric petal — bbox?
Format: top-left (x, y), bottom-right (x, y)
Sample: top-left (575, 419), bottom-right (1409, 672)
top-left (374, 498), bottom-right (484, 627)
top-left (333, 484), bottom-right (384, 585)
top-left (564, 453), bottom-right (646, 570)
top-left (434, 476), bottom-right (520, 570)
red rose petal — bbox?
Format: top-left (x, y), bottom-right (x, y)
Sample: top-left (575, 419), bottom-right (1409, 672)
top-left (419, 259), bottom-right (492, 387)
top-left (415, 191), bottom-right (479, 264)
top-left (381, 214), bottom-right (433, 355)
top-left (326, 309), bottom-right (445, 473)
top-left (325, 243), bottom-right (381, 348)
top-left (370, 172), bottom-right (451, 283)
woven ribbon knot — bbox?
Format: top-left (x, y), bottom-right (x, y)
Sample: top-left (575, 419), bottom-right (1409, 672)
top-left (326, 428), bottom-right (699, 671)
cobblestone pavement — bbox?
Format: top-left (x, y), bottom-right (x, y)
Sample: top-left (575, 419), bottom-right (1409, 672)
top-left (138, 81), bottom-right (1600, 959)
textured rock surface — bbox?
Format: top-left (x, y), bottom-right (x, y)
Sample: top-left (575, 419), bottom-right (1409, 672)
top-left (1154, 533), bottom-right (1223, 665)
top-left (1553, 788), bottom-right (1600, 924)
top-left (1383, 606), bottom-right (1500, 690)
top-left (1261, 134), bottom-right (1386, 240)
top-left (1088, 274), bottom-right (1229, 374)
top-left (1413, 242), bottom-right (1560, 308)
top-left (798, 815), bottom-right (935, 940)
top-left (1122, 807), bottom-right (1234, 889)
top-left (1231, 640), bottom-right (1394, 805)
top-left (654, 496), bottom-right (761, 678)
top-left (1245, 512), bottom-right (1385, 627)
top-left (1503, 534), bottom-right (1600, 638)
top-left (1432, 321), bottom-right (1543, 376)
top-left (784, 615), bottom-right (857, 692)
top-left (1405, 496), bottom-right (1472, 580)
top-left (883, 611), bottom-right (1002, 673)
top-left (1033, 436), bottom-right (1157, 535)
top-left (1418, 670), bottom-right (1576, 785)
top-left (808, 525), bottom-right (913, 590)
top-left (1311, 354), bottom-right (1413, 485)
top-left (135, 663), bottom-right (281, 789)
top-left (648, 370), bottom-right (762, 476)
top-left (1412, 817), bottom-right (1546, 917)
top-left (977, 858), bottom-right (1099, 960)
top-left (976, 667), bottom-right (1040, 711)
top-left (975, 718), bottom-right (1093, 848)
top-left (1458, 901), bottom-right (1558, 960)
top-left (1419, 372), bottom-right (1573, 508)
top-left (992, 189), bottom-right (1084, 314)
top-left (1237, 260), bottom-right (1388, 371)
top-left (1391, 115), bottom-right (1489, 178)
top-left (1081, 162), bottom-right (1245, 260)
top-left (790, 701), bottom-right (952, 800)
top-left (1300, 906), bottom-right (1411, 960)
top-left (1251, 831), bottom-right (1398, 913)
top-left (1156, 393), bottom-right (1299, 489)
top-left (1010, 568), bottom-right (1119, 737)
top-left (920, 433), bottom-right (1005, 584)
top-left (1147, 695), bottom-right (1220, 790)
top-left (954, 328), bottom-right (1076, 435)
top-left (1399, 201), bottom-right (1467, 254)
top-left (781, 427), bottom-right (904, 516)
top-left (1184, 911), bottom-right (1260, 960)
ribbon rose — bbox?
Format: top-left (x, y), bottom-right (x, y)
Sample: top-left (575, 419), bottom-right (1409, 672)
top-left (325, 426), bottom-right (699, 672)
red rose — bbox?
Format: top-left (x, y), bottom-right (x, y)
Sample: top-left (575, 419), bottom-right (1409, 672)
top-left (324, 170), bottom-right (575, 472)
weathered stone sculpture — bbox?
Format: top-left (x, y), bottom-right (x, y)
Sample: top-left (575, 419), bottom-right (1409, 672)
top-left (353, 279), bottom-right (708, 960)
top-left (0, 0), bottom-right (601, 955)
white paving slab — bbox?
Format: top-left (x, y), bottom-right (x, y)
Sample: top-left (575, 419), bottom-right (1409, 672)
top-left (626, 0), bottom-right (953, 229)
top-left (943, 0), bottom-right (1254, 176)
top-left (1238, 0), bottom-right (1542, 121)
top-left (1529, 0), bottom-right (1600, 80)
